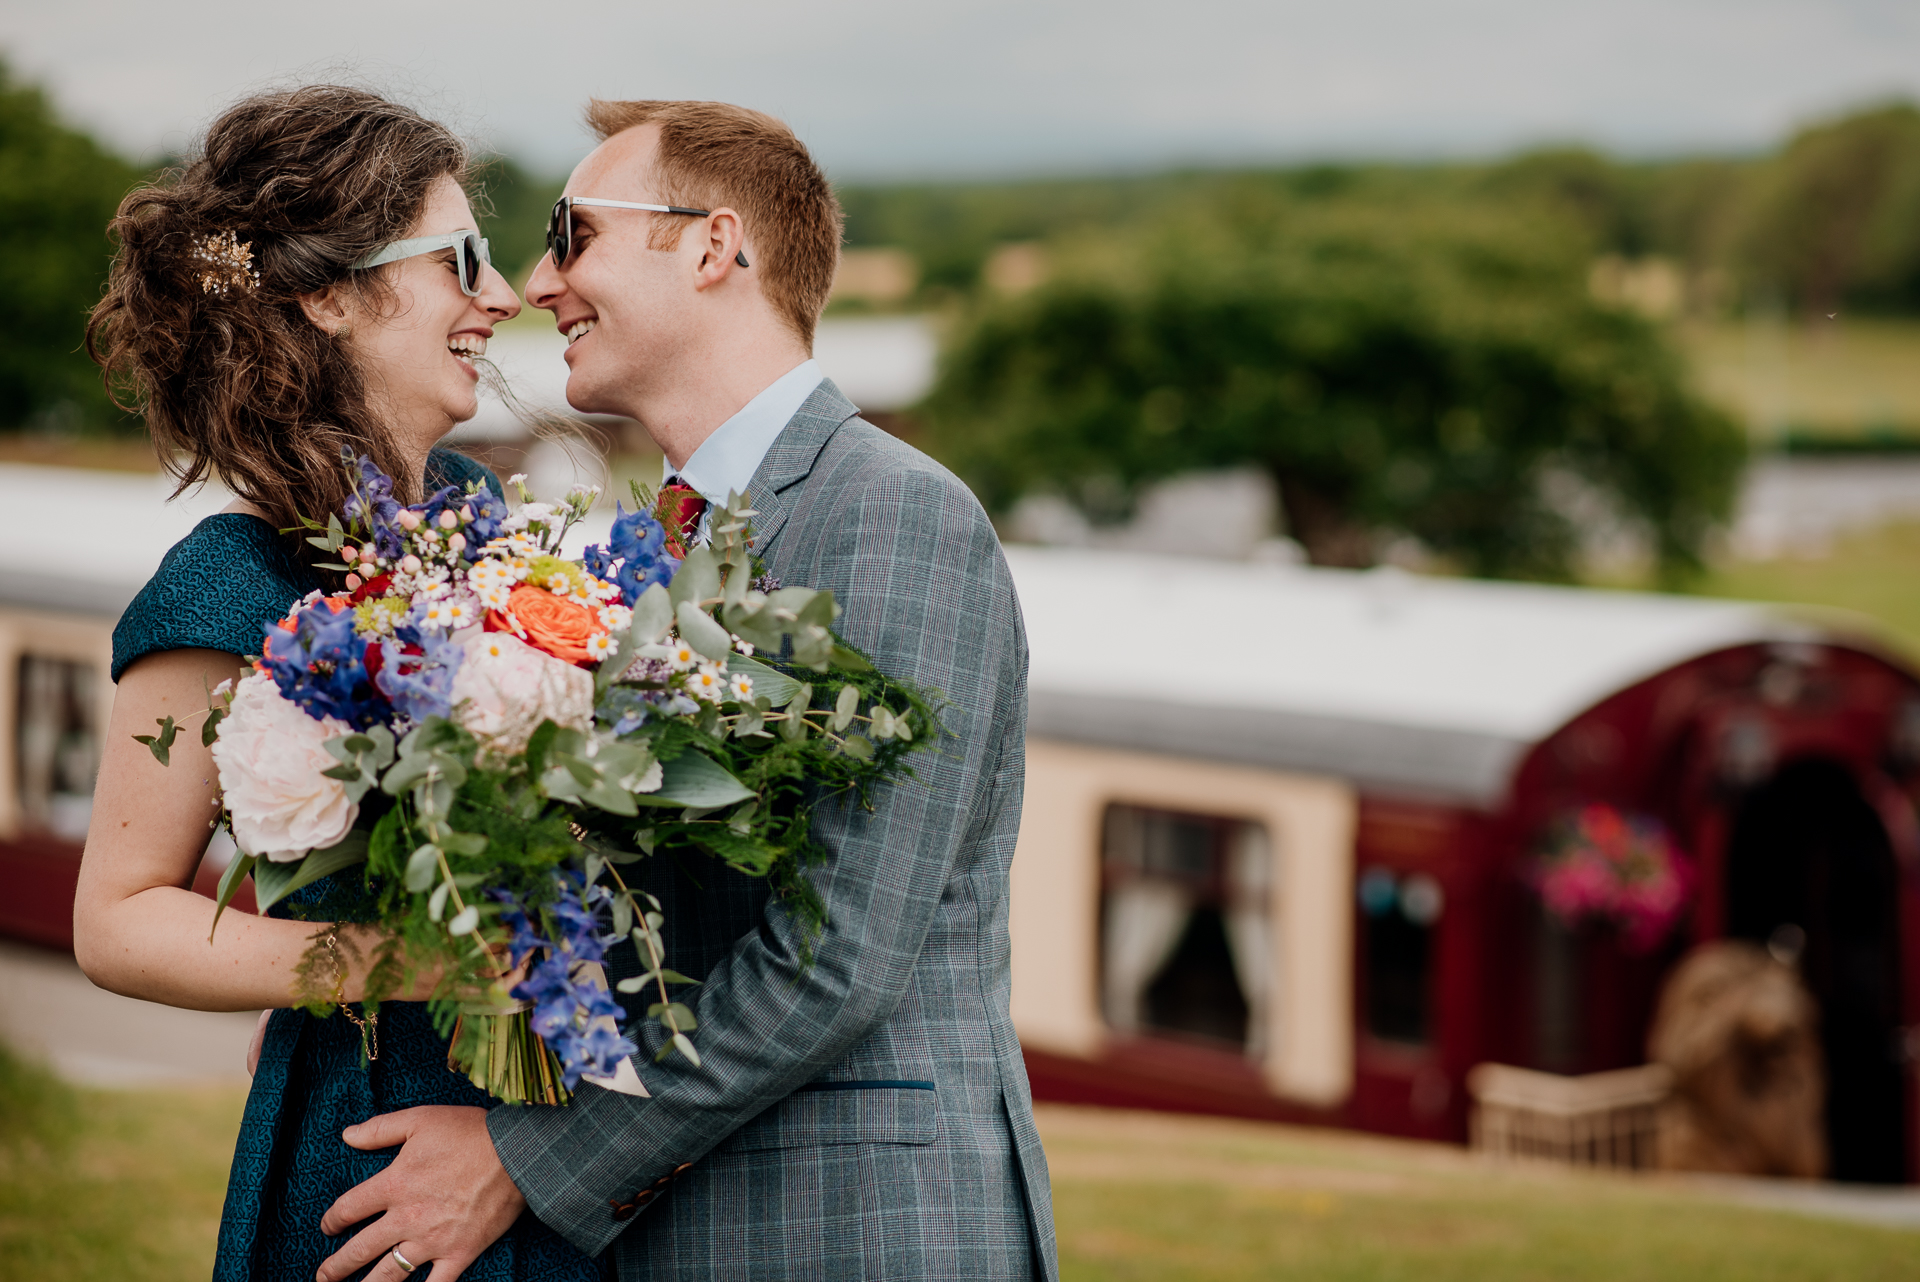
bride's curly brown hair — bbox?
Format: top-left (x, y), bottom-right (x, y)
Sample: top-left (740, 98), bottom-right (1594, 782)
top-left (87, 85), bottom-right (470, 568)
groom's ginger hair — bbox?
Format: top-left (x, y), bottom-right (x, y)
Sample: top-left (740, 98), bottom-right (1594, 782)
top-left (586, 99), bottom-right (842, 346)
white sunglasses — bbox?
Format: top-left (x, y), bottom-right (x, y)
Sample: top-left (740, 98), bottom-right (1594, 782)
top-left (351, 230), bottom-right (492, 296)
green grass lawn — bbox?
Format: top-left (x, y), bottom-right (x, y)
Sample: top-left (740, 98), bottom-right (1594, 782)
top-left (1040, 1106), bottom-right (1916, 1281)
top-left (0, 1047), bottom-right (243, 1280)
top-left (1682, 317), bottom-right (1920, 440)
top-left (1674, 520), bottom-right (1920, 660)
top-left (2, 1043), bottom-right (1908, 1282)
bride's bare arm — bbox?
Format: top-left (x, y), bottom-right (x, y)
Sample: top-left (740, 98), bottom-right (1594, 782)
top-left (74, 647), bottom-right (401, 1011)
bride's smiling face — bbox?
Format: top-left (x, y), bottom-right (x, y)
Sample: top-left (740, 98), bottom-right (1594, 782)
top-left (306, 175), bottom-right (520, 442)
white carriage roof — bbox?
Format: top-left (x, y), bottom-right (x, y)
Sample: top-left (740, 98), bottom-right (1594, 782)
top-left (1007, 546), bottom-right (1828, 808)
top-left (3, 464), bottom-right (234, 619)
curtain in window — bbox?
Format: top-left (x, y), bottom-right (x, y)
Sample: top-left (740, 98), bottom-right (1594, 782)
top-left (1222, 824), bottom-right (1273, 1057)
top-left (1101, 878), bottom-right (1194, 1033)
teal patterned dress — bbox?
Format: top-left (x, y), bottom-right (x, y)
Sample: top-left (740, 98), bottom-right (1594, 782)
top-left (111, 449), bottom-right (601, 1282)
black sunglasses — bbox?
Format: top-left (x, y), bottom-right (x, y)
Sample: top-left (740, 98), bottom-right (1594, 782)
top-left (547, 196), bottom-right (750, 270)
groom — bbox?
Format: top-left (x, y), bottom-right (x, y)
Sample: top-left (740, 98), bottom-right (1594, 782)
top-left (315, 100), bottom-right (1057, 1280)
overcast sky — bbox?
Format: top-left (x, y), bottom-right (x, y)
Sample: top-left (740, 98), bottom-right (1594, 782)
top-left (8, 0), bottom-right (1919, 180)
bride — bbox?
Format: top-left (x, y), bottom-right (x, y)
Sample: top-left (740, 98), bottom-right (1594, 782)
top-left (76, 85), bottom-right (597, 1282)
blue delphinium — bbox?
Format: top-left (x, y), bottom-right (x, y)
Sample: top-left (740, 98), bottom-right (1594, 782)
top-left (498, 879), bottom-right (640, 1090)
top-left (416, 483), bottom-right (463, 531)
top-left (583, 502), bottom-right (680, 606)
top-left (372, 617), bottom-right (463, 724)
top-left (260, 601), bottom-right (386, 729)
top-left (344, 455), bottom-right (404, 559)
top-left (464, 484), bottom-right (509, 551)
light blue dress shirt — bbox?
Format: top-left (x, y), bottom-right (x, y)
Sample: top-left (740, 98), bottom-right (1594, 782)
top-left (665, 359), bottom-right (824, 511)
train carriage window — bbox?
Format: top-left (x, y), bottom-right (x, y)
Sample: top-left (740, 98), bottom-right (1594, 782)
top-left (1100, 805), bottom-right (1271, 1053)
top-left (17, 655), bottom-right (100, 842)
top-left (1359, 867), bottom-right (1444, 1045)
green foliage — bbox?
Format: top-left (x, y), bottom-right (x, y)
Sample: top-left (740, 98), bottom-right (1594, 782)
top-left (0, 1040), bottom-right (77, 1159)
top-left (472, 154), bottom-right (564, 284)
top-left (1737, 101), bottom-right (1920, 316)
top-left (0, 59), bottom-right (140, 432)
top-left (923, 199), bottom-right (1746, 580)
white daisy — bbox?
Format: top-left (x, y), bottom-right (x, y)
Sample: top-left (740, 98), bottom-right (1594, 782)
top-left (728, 673), bottom-right (754, 702)
top-left (685, 665), bottom-right (727, 702)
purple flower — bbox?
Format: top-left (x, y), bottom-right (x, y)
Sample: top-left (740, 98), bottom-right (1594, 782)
top-left (500, 878), bottom-right (641, 1090)
top-left (373, 621), bottom-right (463, 724)
top-left (582, 503), bottom-right (681, 607)
top-left (344, 456), bottom-right (404, 559)
top-left (463, 485), bottom-right (508, 550)
top-left (260, 600), bottom-right (386, 729)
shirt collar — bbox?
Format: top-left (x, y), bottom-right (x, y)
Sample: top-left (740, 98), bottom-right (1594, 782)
top-left (664, 359), bottom-right (824, 504)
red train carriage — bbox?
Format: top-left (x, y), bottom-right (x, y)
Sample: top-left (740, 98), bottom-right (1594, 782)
top-left (1004, 547), bottom-right (1920, 1184)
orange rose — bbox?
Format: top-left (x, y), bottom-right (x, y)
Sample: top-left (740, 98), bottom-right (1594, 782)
top-left (487, 584), bottom-right (602, 666)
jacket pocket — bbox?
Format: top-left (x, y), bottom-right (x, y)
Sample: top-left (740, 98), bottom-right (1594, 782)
top-left (722, 1081), bottom-right (939, 1153)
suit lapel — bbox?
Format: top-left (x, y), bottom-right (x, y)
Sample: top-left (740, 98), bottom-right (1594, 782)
top-left (744, 379), bottom-right (860, 558)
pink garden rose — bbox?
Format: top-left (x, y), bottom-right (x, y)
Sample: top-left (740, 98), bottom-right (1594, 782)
top-left (450, 631), bottom-right (595, 757)
top-left (211, 671), bottom-right (358, 861)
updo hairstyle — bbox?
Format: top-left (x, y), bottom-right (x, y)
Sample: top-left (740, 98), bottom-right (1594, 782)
top-left (87, 85), bottom-right (471, 563)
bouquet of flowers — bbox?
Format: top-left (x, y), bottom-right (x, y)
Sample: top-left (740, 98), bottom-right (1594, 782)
top-left (1526, 804), bottom-right (1692, 954)
top-left (136, 456), bottom-right (938, 1104)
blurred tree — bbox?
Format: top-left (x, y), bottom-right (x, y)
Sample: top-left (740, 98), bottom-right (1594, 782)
top-left (1480, 147), bottom-right (1652, 255)
top-left (0, 60), bottom-right (140, 431)
top-left (923, 200), bottom-right (1746, 581)
top-left (1739, 102), bottom-right (1920, 316)
top-left (473, 155), bottom-right (565, 287)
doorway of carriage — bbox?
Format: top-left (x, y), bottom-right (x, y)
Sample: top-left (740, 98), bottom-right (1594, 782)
top-left (1724, 757), bottom-right (1911, 1183)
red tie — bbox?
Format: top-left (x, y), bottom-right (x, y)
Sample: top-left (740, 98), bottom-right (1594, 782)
top-left (658, 482), bottom-right (708, 558)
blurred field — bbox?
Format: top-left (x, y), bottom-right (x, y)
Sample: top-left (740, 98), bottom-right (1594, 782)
top-left (1683, 318), bottom-right (1920, 441)
top-left (0, 1045), bottom-right (241, 1279)
top-left (1042, 1106), bottom-right (1913, 1281)
top-left (1684, 520), bottom-right (1920, 660)
top-left (1, 1042), bottom-right (1910, 1281)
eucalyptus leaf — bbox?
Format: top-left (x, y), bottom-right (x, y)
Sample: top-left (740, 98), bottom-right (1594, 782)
top-left (404, 843), bottom-right (441, 893)
top-left (676, 600), bottom-right (734, 662)
top-left (832, 684), bottom-right (859, 731)
top-left (671, 1033), bottom-right (701, 1067)
top-left (584, 780), bottom-right (641, 816)
top-left (667, 546), bottom-right (720, 610)
top-left (629, 583), bottom-right (674, 645)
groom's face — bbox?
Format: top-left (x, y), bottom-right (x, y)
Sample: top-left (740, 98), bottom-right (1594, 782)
top-left (526, 126), bottom-right (698, 417)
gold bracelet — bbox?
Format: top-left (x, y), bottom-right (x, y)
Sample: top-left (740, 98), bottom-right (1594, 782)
top-left (324, 929), bottom-right (379, 1062)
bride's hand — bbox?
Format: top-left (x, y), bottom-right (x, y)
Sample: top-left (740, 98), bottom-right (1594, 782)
top-left (245, 1009), bottom-right (270, 1077)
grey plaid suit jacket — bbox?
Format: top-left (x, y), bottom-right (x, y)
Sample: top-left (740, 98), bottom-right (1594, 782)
top-left (488, 381), bottom-right (1058, 1280)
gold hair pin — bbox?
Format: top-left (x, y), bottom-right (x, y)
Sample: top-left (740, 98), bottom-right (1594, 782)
top-left (190, 229), bottom-right (261, 297)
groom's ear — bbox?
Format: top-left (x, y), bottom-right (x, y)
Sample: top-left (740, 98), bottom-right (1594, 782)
top-left (691, 208), bottom-right (748, 290)
top-left (298, 284), bottom-right (355, 337)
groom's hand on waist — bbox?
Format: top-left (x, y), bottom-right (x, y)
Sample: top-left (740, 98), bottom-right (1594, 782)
top-left (316, 1105), bottom-right (526, 1282)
